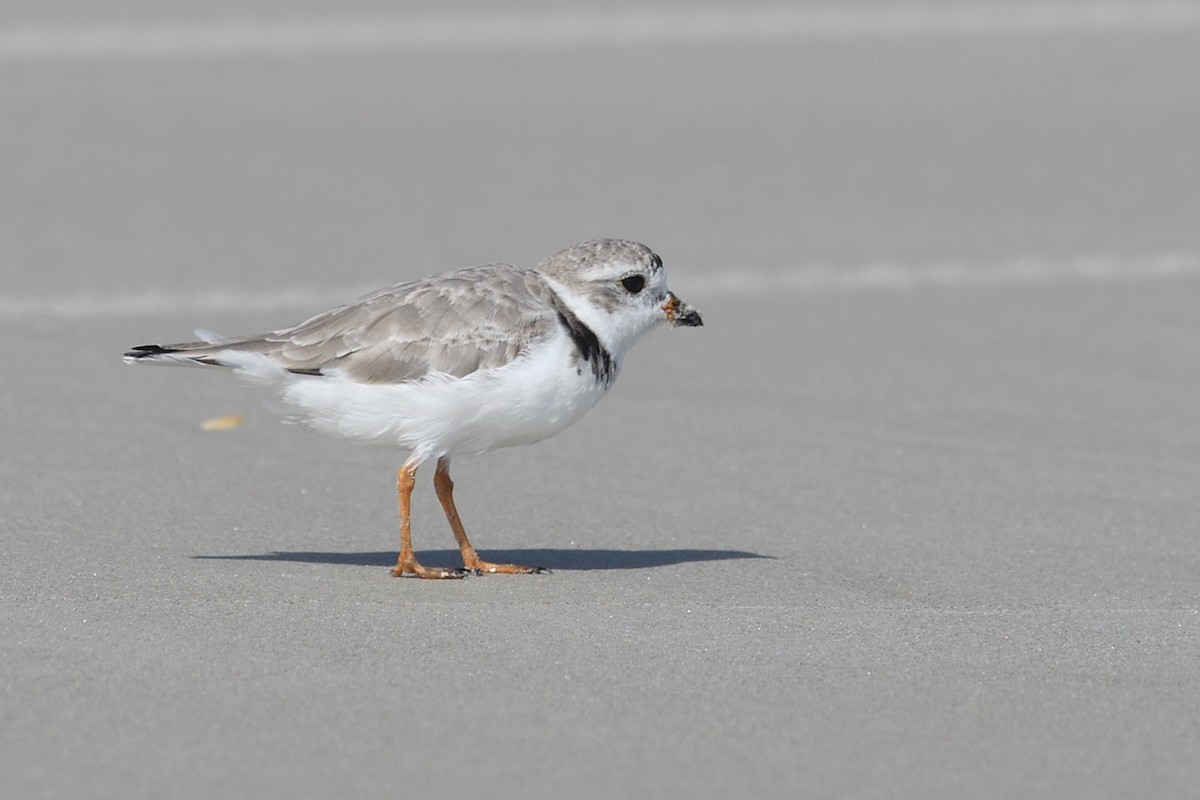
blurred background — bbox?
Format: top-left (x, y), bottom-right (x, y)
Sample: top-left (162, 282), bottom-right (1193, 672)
top-left (5, 0), bottom-right (1199, 299)
top-left (3, 2), bottom-right (1199, 798)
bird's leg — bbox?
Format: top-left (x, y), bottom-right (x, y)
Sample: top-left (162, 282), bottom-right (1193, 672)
top-left (434, 458), bottom-right (547, 575)
top-left (391, 463), bottom-right (464, 579)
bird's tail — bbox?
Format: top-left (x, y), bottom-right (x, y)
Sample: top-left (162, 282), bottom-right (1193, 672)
top-left (125, 334), bottom-right (300, 397)
top-left (124, 342), bottom-right (217, 367)
top-left (123, 331), bottom-right (277, 370)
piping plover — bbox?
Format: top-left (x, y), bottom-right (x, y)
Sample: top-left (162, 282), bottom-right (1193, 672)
top-left (125, 239), bottom-right (703, 578)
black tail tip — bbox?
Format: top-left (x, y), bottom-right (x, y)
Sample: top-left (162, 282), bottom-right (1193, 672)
top-left (124, 344), bottom-right (176, 360)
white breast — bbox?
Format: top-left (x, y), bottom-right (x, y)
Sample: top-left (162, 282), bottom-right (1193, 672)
top-left (274, 328), bottom-right (614, 464)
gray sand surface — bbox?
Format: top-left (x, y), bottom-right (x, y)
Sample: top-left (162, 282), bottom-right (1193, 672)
top-left (3, 3), bottom-right (1199, 798)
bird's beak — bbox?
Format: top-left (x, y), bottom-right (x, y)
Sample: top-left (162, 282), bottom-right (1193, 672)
top-left (662, 293), bottom-right (703, 328)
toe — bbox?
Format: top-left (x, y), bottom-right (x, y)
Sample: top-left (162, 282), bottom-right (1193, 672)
top-left (392, 561), bottom-right (467, 579)
top-left (467, 561), bottom-right (550, 575)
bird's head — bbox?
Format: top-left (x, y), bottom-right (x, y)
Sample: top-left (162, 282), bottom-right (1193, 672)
top-left (537, 239), bottom-right (703, 359)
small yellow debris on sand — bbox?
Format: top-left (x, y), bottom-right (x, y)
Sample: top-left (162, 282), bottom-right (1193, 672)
top-left (200, 414), bottom-right (246, 431)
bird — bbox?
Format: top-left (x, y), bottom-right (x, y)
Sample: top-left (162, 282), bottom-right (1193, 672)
top-left (124, 239), bottom-right (703, 579)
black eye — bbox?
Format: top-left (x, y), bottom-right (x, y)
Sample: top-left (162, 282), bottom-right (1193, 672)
top-left (620, 275), bottom-right (645, 294)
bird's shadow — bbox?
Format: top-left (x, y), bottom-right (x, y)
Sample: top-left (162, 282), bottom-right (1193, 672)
top-left (194, 548), bottom-right (772, 571)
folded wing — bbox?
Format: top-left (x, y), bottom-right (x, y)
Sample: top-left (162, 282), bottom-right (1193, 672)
top-left (124, 266), bottom-right (560, 385)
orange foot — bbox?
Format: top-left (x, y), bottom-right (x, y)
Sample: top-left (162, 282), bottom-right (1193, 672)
top-left (391, 559), bottom-right (467, 579)
top-left (463, 558), bottom-right (550, 575)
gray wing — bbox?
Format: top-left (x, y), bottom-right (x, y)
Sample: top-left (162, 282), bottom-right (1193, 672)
top-left (129, 266), bottom-right (562, 385)
top-left (276, 265), bottom-right (561, 383)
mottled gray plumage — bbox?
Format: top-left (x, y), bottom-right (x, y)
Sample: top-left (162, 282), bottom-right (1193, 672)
top-left (144, 264), bottom-right (563, 385)
top-left (536, 239), bottom-right (664, 314)
top-left (130, 240), bottom-right (672, 386)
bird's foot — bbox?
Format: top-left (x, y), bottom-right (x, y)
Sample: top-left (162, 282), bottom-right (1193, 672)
top-left (391, 559), bottom-right (468, 579)
top-left (464, 559), bottom-right (550, 576)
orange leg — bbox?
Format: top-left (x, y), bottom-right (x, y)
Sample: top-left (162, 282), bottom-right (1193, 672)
top-left (434, 458), bottom-right (546, 575)
top-left (391, 463), bottom-right (465, 579)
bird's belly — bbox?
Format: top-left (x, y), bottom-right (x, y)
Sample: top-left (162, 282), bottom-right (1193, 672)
top-left (440, 339), bottom-right (611, 455)
top-left (279, 335), bottom-right (613, 461)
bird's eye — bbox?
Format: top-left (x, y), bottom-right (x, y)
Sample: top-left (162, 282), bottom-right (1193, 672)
top-left (619, 275), bottom-right (645, 294)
